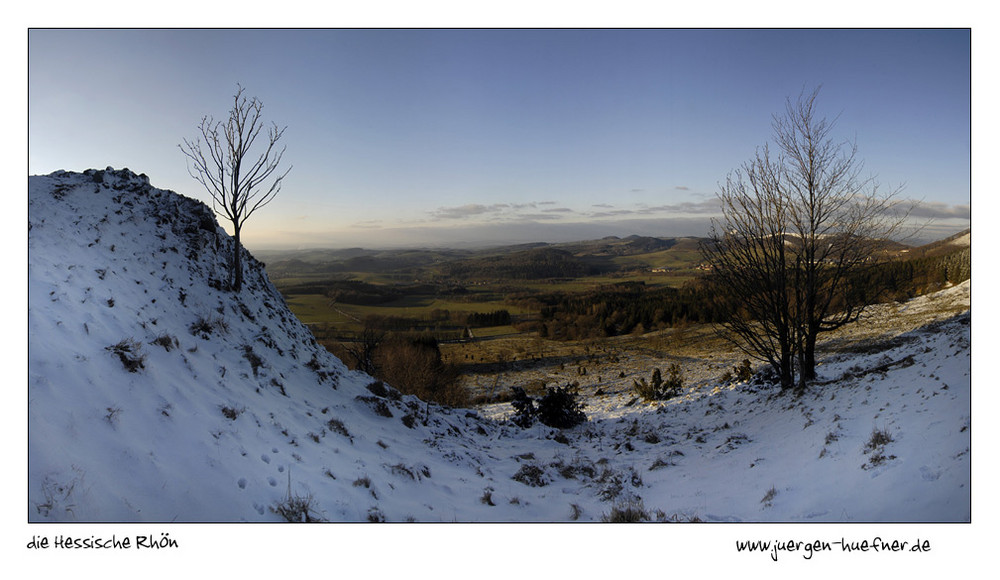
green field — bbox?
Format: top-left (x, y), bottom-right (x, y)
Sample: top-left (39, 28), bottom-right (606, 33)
top-left (265, 235), bottom-right (711, 340)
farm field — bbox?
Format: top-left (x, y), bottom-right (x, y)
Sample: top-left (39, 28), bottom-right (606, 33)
top-left (265, 235), bottom-right (711, 340)
top-left (265, 231), bottom-right (970, 408)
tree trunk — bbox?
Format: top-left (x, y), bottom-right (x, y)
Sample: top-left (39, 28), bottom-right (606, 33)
top-left (232, 225), bottom-right (243, 292)
top-left (803, 332), bottom-right (818, 381)
top-left (796, 350), bottom-right (808, 391)
top-left (779, 349), bottom-right (794, 391)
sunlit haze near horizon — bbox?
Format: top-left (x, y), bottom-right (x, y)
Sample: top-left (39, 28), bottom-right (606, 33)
top-left (29, 28), bottom-right (971, 250)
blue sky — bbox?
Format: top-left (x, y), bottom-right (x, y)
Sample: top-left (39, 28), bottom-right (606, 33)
top-left (28, 28), bottom-right (971, 249)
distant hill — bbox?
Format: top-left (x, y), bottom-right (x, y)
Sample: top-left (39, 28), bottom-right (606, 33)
top-left (904, 228), bottom-right (971, 259)
top-left (442, 246), bottom-right (599, 280)
top-left (553, 235), bottom-right (680, 256)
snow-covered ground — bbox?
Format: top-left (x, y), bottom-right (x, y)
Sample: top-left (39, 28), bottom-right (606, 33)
top-left (22, 168), bottom-right (982, 571)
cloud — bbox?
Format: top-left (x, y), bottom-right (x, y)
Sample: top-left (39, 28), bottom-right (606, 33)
top-left (644, 200), bottom-right (722, 215)
top-left (429, 200), bottom-right (578, 222)
top-left (907, 201), bottom-right (971, 220)
top-left (429, 203), bottom-right (506, 220)
top-left (517, 213), bottom-right (566, 221)
top-left (587, 199), bottom-right (722, 219)
top-left (589, 209), bottom-right (638, 218)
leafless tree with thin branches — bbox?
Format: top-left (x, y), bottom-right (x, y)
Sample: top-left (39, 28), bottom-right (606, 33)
top-left (179, 84), bottom-right (291, 292)
top-left (703, 87), bottom-right (911, 390)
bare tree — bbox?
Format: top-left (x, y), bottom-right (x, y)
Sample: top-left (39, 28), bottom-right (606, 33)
top-left (345, 324), bottom-right (385, 377)
top-left (704, 144), bottom-right (801, 390)
top-left (774, 88), bottom-right (909, 384)
top-left (703, 87), bottom-right (910, 390)
top-left (180, 84), bottom-right (291, 292)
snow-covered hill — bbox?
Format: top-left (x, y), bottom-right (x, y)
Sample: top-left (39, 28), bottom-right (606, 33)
top-left (27, 168), bottom-right (970, 522)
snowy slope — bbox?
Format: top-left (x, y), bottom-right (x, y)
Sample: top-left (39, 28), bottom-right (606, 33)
top-left (27, 168), bottom-right (971, 522)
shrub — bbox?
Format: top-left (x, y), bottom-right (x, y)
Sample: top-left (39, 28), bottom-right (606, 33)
top-left (865, 426), bottom-right (894, 450)
top-left (365, 380), bottom-right (401, 401)
top-left (221, 405), bottom-right (244, 420)
top-left (633, 363), bottom-right (683, 400)
top-left (601, 499), bottom-right (650, 523)
top-left (326, 418), bottom-right (352, 440)
top-left (596, 466), bottom-right (643, 501)
top-left (510, 385), bottom-right (586, 429)
top-left (189, 315), bottom-right (228, 339)
top-left (734, 359), bottom-right (753, 382)
top-left (305, 354), bottom-right (338, 386)
top-left (390, 463), bottom-right (416, 480)
top-left (512, 463), bottom-right (548, 487)
top-left (761, 485), bottom-right (778, 507)
top-left (271, 492), bottom-right (325, 522)
top-left (536, 386), bottom-right (587, 428)
top-left (106, 338), bottom-right (146, 372)
top-left (150, 333), bottom-right (179, 351)
top-left (510, 386), bottom-right (537, 427)
top-left (355, 395), bottom-right (393, 418)
top-left (373, 335), bottom-right (466, 407)
top-left (863, 425), bottom-right (896, 469)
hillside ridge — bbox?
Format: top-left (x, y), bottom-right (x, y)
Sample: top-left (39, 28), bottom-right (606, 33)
top-left (28, 168), bottom-right (971, 523)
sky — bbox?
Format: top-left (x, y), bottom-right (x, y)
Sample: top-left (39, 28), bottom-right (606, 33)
top-left (28, 27), bottom-right (972, 249)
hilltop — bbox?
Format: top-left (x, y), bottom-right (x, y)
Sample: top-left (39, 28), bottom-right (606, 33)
top-left (28, 168), bottom-right (970, 522)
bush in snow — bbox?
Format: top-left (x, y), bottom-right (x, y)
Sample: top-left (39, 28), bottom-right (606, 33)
top-left (510, 386), bottom-right (537, 427)
top-left (512, 463), bottom-right (548, 487)
top-left (326, 417), bottom-right (351, 440)
top-left (863, 426), bottom-right (897, 469)
top-left (536, 386), bottom-right (587, 428)
top-left (600, 499), bottom-right (650, 522)
top-left (270, 492), bottom-right (325, 522)
top-left (106, 338), bottom-right (146, 372)
top-left (633, 363), bottom-right (684, 401)
top-left (365, 380), bottom-right (401, 401)
top-left (220, 405), bottom-right (245, 420)
top-left (734, 359), bottom-right (753, 382)
top-left (510, 385), bottom-right (586, 429)
top-left (150, 333), bottom-right (179, 351)
top-left (189, 315), bottom-right (228, 339)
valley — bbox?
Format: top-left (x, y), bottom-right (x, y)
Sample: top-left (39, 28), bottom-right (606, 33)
top-left (262, 230), bottom-right (971, 413)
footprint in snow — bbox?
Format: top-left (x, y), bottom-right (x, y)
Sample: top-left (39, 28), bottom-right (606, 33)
top-left (261, 454), bottom-right (270, 464)
top-left (237, 478), bottom-right (247, 490)
top-left (920, 466), bottom-right (941, 481)
top-left (268, 477), bottom-right (277, 487)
